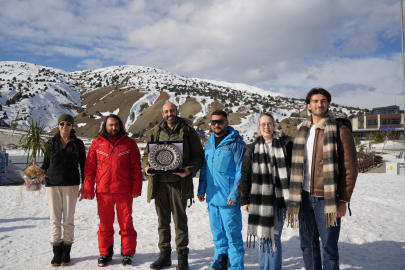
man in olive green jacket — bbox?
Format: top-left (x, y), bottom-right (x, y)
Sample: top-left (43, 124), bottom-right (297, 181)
top-left (142, 102), bottom-right (204, 270)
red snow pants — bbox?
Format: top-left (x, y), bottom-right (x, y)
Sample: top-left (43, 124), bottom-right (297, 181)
top-left (96, 193), bottom-right (137, 256)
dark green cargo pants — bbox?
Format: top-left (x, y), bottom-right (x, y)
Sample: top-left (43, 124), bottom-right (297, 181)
top-left (154, 181), bottom-right (189, 253)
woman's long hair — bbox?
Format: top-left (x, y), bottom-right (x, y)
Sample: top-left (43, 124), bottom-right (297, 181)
top-left (97, 114), bottom-right (126, 139)
top-left (57, 128), bottom-right (78, 156)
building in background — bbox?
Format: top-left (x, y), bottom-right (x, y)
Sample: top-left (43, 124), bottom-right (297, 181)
top-left (351, 105), bottom-right (405, 140)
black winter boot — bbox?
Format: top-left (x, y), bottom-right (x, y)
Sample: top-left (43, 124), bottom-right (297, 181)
top-left (150, 250), bottom-right (171, 269)
top-left (176, 250), bottom-right (189, 270)
top-left (98, 244), bottom-right (114, 267)
top-left (61, 242), bottom-right (72, 266)
top-left (50, 243), bottom-right (63, 267)
top-left (122, 254), bottom-right (133, 266)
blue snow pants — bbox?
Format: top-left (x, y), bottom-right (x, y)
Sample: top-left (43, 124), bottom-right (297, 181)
top-left (208, 203), bottom-right (244, 270)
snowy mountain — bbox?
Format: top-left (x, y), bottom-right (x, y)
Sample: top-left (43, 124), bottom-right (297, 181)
top-left (0, 61), bottom-right (367, 141)
top-left (0, 62), bottom-right (82, 130)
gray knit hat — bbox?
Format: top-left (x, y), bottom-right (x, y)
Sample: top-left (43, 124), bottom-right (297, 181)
top-left (58, 114), bottom-right (74, 125)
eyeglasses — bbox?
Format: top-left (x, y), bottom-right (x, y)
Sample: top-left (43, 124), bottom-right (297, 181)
top-left (59, 122), bottom-right (72, 127)
top-left (210, 119), bottom-right (225, 126)
top-left (260, 123), bottom-right (274, 128)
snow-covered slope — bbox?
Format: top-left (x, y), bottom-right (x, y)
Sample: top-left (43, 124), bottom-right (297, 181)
top-left (0, 62), bottom-right (367, 139)
top-left (197, 78), bottom-right (283, 97)
top-left (0, 61), bottom-right (81, 130)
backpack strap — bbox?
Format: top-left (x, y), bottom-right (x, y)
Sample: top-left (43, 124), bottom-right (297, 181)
top-left (184, 125), bottom-right (194, 208)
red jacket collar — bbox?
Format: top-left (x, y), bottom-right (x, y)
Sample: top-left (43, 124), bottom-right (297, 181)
top-left (98, 134), bottom-right (127, 145)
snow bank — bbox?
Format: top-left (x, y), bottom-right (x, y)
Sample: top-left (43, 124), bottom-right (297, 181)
top-left (100, 108), bottom-right (119, 116)
top-left (1, 174), bottom-right (404, 269)
top-left (124, 91), bottom-right (159, 130)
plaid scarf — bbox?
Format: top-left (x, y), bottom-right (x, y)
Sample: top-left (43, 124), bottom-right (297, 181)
top-left (247, 133), bottom-right (290, 252)
top-left (288, 110), bottom-right (339, 228)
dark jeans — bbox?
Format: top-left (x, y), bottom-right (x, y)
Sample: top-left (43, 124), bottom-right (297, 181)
top-left (154, 181), bottom-right (188, 253)
top-left (299, 191), bottom-right (341, 270)
top-left (258, 195), bottom-right (285, 270)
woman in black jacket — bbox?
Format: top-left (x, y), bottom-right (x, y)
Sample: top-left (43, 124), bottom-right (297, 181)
top-left (240, 113), bottom-right (293, 270)
top-left (42, 114), bottom-right (86, 267)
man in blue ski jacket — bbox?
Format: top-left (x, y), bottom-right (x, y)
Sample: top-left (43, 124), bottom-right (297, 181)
top-left (198, 109), bottom-right (246, 270)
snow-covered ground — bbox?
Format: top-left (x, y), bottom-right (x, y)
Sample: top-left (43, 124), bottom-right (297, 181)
top-left (1, 173), bottom-right (404, 270)
top-left (358, 140), bottom-right (405, 164)
top-left (360, 140), bottom-right (405, 152)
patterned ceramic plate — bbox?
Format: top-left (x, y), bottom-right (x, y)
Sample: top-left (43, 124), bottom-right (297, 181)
top-left (148, 143), bottom-right (182, 171)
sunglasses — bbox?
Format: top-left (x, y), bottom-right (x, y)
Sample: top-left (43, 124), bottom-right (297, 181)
top-left (59, 122), bottom-right (72, 127)
top-left (210, 119), bottom-right (225, 126)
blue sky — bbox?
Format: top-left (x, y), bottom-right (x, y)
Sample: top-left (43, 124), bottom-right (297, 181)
top-left (0, 0), bottom-right (403, 109)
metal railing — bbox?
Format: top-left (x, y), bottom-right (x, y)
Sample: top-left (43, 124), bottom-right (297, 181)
top-left (358, 152), bottom-right (375, 172)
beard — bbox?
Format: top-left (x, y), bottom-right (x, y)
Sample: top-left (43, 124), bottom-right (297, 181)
top-left (213, 127), bottom-right (227, 136)
top-left (107, 130), bottom-right (119, 137)
top-left (165, 115), bottom-right (177, 124)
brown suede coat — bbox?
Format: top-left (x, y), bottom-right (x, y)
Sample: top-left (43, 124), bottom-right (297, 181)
top-left (310, 119), bottom-right (358, 202)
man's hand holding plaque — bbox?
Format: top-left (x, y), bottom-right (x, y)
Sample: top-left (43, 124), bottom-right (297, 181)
top-left (145, 165), bottom-right (190, 178)
top-left (173, 167), bottom-right (191, 178)
top-left (145, 165), bottom-right (156, 177)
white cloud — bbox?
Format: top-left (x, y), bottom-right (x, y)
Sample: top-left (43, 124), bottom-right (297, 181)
top-left (125, 1), bottom-right (399, 79)
top-left (77, 59), bottom-right (103, 70)
top-left (44, 46), bottom-right (88, 57)
top-left (263, 54), bottom-right (403, 109)
top-left (306, 74), bottom-right (319, 81)
top-left (0, 0), bottom-right (148, 57)
top-left (167, 2), bottom-right (195, 20)
top-left (129, 0), bottom-right (147, 12)
top-left (0, 0), bottom-right (403, 109)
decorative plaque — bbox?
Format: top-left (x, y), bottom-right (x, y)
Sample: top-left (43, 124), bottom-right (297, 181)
top-left (147, 141), bottom-right (185, 174)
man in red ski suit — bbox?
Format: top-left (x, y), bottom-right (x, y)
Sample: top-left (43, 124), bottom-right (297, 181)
top-left (84, 114), bottom-right (143, 267)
